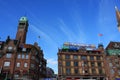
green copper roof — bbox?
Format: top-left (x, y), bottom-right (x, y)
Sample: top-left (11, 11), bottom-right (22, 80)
top-left (19, 16), bottom-right (28, 22)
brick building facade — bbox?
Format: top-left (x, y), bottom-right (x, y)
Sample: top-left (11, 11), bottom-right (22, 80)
top-left (0, 17), bottom-right (47, 80)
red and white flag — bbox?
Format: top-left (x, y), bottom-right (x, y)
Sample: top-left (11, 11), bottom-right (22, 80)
top-left (98, 34), bottom-right (103, 36)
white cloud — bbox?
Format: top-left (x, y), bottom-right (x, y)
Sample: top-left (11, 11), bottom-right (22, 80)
top-left (47, 58), bottom-right (58, 74)
top-left (57, 18), bottom-right (86, 43)
top-left (47, 58), bottom-right (58, 65)
top-left (30, 24), bottom-right (51, 41)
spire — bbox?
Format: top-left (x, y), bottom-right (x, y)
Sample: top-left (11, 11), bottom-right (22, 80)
top-left (115, 6), bottom-right (120, 31)
top-left (115, 6), bottom-right (120, 22)
top-left (19, 16), bottom-right (28, 22)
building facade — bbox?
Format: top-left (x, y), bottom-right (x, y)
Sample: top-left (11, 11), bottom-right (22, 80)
top-left (0, 17), bottom-right (47, 80)
top-left (58, 42), bottom-right (106, 80)
top-left (105, 41), bottom-right (120, 80)
top-left (46, 67), bottom-right (54, 78)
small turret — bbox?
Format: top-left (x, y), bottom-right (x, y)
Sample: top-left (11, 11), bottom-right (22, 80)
top-left (98, 43), bottom-right (104, 50)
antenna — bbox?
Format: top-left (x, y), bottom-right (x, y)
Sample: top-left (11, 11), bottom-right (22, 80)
top-left (24, 12), bottom-right (27, 17)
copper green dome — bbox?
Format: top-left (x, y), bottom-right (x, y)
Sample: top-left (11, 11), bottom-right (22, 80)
top-left (19, 16), bottom-right (28, 22)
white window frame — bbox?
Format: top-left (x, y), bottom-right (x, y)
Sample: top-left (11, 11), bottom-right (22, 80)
top-left (16, 62), bottom-right (20, 67)
top-left (4, 62), bottom-right (10, 67)
top-left (22, 48), bottom-right (26, 52)
top-left (22, 54), bottom-right (25, 59)
top-left (24, 63), bottom-right (28, 67)
top-left (26, 54), bottom-right (29, 59)
top-left (8, 46), bottom-right (13, 51)
top-left (6, 53), bottom-right (12, 58)
top-left (17, 54), bottom-right (21, 59)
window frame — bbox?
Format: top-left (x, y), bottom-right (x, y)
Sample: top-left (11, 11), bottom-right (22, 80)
top-left (4, 61), bottom-right (10, 67)
top-left (81, 56), bottom-right (87, 60)
top-left (6, 53), bottom-right (12, 58)
top-left (66, 61), bottom-right (70, 66)
top-left (73, 55), bottom-right (78, 59)
top-left (24, 62), bottom-right (28, 67)
top-left (16, 62), bottom-right (20, 67)
top-left (65, 55), bottom-right (70, 59)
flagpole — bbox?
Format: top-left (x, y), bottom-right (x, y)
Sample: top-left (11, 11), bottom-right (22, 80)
top-left (98, 35), bottom-right (100, 43)
top-left (37, 36), bottom-right (40, 44)
top-left (98, 34), bottom-right (103, 44)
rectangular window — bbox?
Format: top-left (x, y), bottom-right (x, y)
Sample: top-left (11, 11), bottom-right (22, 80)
top-left (109, 63), bottom-right (113, 67)
top-left (35, 52), bottom-right (38, 55)
top-left (16, 62), bottom-right (20, 67)
top-left (110, 69), bottom-right (114, 74)
top-left (74, 61), bottom-right (78, 66)
top-left (84, 61), bottom-right (88, 67)
top-left (17, 54), bottom-right (21, 59)
top-left (81, 56), bottom-right (87, 60)
top-left (96, 56), bottom-right (101, 60)
top-left (36, 58), bottom-right (39, 63)
top-left (85, 69), bottom-right (88, 74)
top-left (0, 45), bottom-right (2, 49)
top-left (66, 68), bottom-right (71, 74)
top-left (73, 55), bottom-right (78, 59)
top-left (31, 56), bottom-right (35, 59)
top-left (90, 56), bottom-right (94, 60)
top-left (22, 54), bottom-right (25, 59)
top-left (4, 62), bottom-right (10, 67)
top-left (0, 54), bottom-right (2, 58)
top-left (8, 46), bottom-right (13, 51)
top-left (91, 62), bottom-right (95, 67)
top-left (99, 69), bottom-right (103, 74)
top-left (65, 55), bottom-right (70, 59)
top-left (22, 48), bottom-right (26, 52)
top-left (74, 68), bottom-right (78, 74)
top-left (19, 23), bottom-right (25, 25)
top-left (98, 62), bottom-right (102, 67)
top-left (31, 64), bottom-right (35, 68)
top-left (118, 70), bottom-right (120, 75)
top-left (6, 53), bottom-right (12, 58)
top-left (92, 69), bottom-right (96, 74)
top-left (26, 54), bottom-right (29, 59)
top-left (66, 61), bottom-right (70, 66)
top-left (24, 63), bottom-right (28, 67)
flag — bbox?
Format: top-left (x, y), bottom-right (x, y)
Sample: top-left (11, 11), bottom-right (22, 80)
top-left (98, 34), bottom-right (103, 36)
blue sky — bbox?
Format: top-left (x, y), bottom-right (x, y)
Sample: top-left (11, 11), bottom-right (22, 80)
top-left (0, 0), bottom-right (120, 74)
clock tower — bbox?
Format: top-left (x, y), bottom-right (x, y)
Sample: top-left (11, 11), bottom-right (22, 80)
top-left (15, 16), bottom-right (29, 44)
